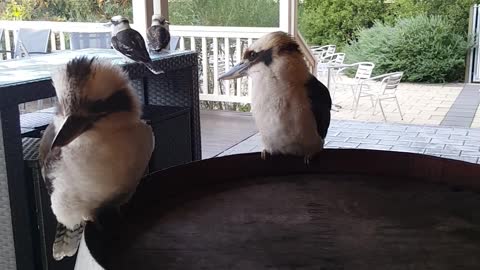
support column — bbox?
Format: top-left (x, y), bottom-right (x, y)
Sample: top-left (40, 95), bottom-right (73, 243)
top-left (153, 0), bottom-right (169, 20)
top-left (132, 0), bottom-right (154, 38)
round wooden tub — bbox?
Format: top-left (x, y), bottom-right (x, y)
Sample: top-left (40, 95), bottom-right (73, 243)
top-left (75, 149), bottom-right (480, 270)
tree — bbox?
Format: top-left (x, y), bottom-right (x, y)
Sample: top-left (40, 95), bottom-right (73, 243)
top-left (299, 0), bottom-right (387, 47)
top-left (169, 0), bottom-right (279, 27)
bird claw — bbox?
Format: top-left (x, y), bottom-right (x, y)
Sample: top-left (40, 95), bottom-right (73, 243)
top-left (261, 150), bottom-right (270, 160)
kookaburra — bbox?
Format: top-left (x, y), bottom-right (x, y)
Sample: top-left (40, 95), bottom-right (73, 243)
top-left (39, 57), bottom-right (155, 260)
top-left (219, 31), bottom-right (332, 163)
top-left (147, 14), bottom-right (171, 53)
top-left (110, 15), bottom-right (164, 74)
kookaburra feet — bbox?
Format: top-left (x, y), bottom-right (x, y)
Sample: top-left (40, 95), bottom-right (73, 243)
top-left (304, 155), bottom-right (311, 166)
top-left (261, 149), bottom-right (270, 160)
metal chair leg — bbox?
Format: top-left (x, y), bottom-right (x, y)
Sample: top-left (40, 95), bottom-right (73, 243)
top-left (378, 99), bottom-right (387, 121)
top-left (373, 98), bottom-right (378, 115)
top-left (394, 96), bottom-right (403, 120)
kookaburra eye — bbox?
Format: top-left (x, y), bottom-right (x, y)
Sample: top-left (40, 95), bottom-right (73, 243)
top-left (249, 51), bottom-right (257, 61)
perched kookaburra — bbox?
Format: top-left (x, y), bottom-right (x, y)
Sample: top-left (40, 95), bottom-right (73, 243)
top-left (39, 57), bottom-right (155, 260)
top-left (219, 31), bottom-right (332, 163)
top-left (147, 14), bottom-right (170, 53)
top-left (110, 15), bottom-right (164, 74)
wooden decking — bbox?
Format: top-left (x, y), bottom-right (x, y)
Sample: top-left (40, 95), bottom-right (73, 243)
top-left (200, 110), bottom-right (257, 159)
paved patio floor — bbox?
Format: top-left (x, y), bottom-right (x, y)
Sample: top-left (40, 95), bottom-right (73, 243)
top-left (217, 119), bottom-right (480, 164)
top-left (328, 79), bottom-right (465, 126)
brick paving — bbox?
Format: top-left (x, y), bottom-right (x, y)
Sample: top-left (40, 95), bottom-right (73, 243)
top-left (217, 119), bottom-right (480, 164)
top-left (323, 74), bottom-right (464, 126)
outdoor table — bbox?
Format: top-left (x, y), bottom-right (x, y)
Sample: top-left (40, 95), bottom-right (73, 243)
top-left (76, 149), bottom-right (480, 270)
top-left (0, 48), bottom-right (200, 270)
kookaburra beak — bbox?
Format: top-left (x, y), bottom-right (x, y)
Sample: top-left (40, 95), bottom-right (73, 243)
top-left (165, 20), bottom-right (170, 25)
top-left (218, 61), bottom-right (249, 80)
top-left (50, 115), bottom-right (95, 149)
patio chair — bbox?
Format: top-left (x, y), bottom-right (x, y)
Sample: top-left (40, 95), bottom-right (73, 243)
top-left (333, 62), bottom-right (375, 106)
top-left (353, 72), bottom-right (404, 120)
top-left (325, 53), bottom-right (345, 65)
top-left (311, 44), bottom-right (336, 63)
top-left (14, 28), bottom-right (51, 58)
top-left (169, 36), bottom-right (180, 50)
top-left (69, 32), bottom-right (112, 50)
top-left (0, 28), bottom-right (9, 59)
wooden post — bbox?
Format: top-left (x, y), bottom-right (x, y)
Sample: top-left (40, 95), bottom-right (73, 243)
top-left (279, 0), bottom-right (297, 35)
top-left (153, 0), bottom-right (169, 21)
top-left (132, 0), bottom-right (154, 38)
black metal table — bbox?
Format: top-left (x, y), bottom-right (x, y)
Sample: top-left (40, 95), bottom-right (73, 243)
top-left (0, 49), bottom-right (200, 270)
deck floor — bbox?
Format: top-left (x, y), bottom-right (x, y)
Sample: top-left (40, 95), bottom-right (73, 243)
top-left (200, 110), bottom-right (257, 159)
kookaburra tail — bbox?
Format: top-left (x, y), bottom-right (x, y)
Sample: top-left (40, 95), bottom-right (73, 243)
top-left (39, 56), bottom-right (155, 260)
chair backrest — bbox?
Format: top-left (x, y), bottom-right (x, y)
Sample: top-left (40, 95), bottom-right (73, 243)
top-left (327, 53), bottom-right (345, 65)
top-left (14, 28), bottom-right (51, 58)
top-left (69, 32), bottom-right (112, 50)
top-left (169, 36), bottom-right (180, 50)
top-left (355, 62), bottom-right (375, 80)
top-left (381, 72), bottom-right (403, 95)
top-left (0, 28), bottom-right (4, 47)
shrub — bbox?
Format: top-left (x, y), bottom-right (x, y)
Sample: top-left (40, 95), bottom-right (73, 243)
top-left (344, 15), bottom-right (470, 83)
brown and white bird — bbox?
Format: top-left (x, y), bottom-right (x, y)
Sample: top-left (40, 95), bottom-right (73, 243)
top-left (219, 31), bottom-right (332, 164)
top-left (147, 14), bottom-right (171, 53)
top-left (39, 57), bottom-right (155, 260)
top-left (110, 15), bottom-right (164, 74)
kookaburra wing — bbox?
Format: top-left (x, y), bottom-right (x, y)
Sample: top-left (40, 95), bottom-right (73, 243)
top-left (147, 14), bottom-right (171, 52)
top-left (39, 56), bottom-right (155, 260)
top-left (219, 31), bottom-right (332, 164)
top-left (110, 15), bottom-right (164, 74)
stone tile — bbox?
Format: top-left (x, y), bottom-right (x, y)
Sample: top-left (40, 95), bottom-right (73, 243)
top-left (398, 136), bottom-right (431, 143)
top-left (347, 138), bottom-right (380, 144)
top-left (440, 155), bottom-right (478, 163)
top-left (325, 136), bottom-right (349, 142)
top-left (437, 129), bottom-right (468, 135)
top-left (430, 138), bottom-right (464, 146)
top-left (358, 144), bottom-right (392, 150)
top-left (425, 148), bottom-right (461, 156)
top-left (460, 151), bottom-right (480, 157)
top-left (326, 142), bottom-right (360, 148)
top-left (390, 146), bottom-right (426, 154)
top-left (464, 140), bottom-right (480, 146)
top-left (378, 140), bottom-right (411, 147)
top-left (410, 142), bottom-right (445, 149)
top-left (337, 132), bottom-right (370, 139)
top-left (367, 134), bottom-right (400, 141)
top-left (444, 144), bottom-right (480, 152)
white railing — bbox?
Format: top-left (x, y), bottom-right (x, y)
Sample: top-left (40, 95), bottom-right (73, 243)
top-left (170, 25), bottom-right (279, 104)
top-left (0, 21), bottom-right (316, 104)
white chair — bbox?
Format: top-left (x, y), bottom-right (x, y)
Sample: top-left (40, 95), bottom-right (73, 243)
top-left (354, 72), bottom-right (404, 120)
top-left (333, 62), bottom-right (375, 106)
top-left (324, 53), bottom-right (345, 65)
top-left (311, 44), bottom-right (336, 63)
top-left (14, 28), bottom-right (51, 58)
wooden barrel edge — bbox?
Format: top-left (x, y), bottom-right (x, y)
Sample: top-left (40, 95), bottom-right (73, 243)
top-left (77, 149), bottom-right (480, 269)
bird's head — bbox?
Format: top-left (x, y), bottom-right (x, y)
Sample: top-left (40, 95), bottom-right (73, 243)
top-left (111, 15), bottom-right (130, 26)
top-left (152, 14), bottom-right (169, 26)
top-left (219, 31), bottom-right (308, 82)
top-left (50, 57), bottom-right (140, 149)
